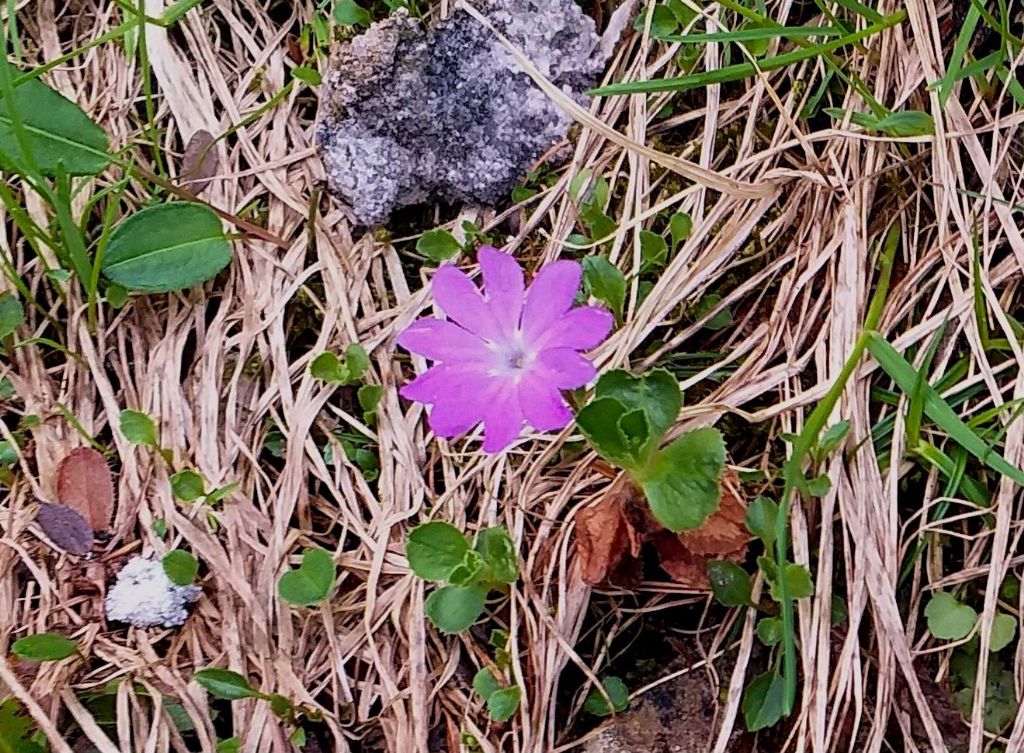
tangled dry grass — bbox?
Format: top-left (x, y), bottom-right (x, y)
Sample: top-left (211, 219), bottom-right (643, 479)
top-left (1, 0), bottom-right (1023, 751)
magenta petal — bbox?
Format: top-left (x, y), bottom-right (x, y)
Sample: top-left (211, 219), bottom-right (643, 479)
top-left (478, 247), bottom-right (524, 335)
top-left (482, 390), bottom-right (524, 452)
top-left (520, 261), bottom-right (583, 343)
top-left (431, 265), bottom-right (501, 340)
top-left (536, 306), bottom-right (614, 350)
top-left (518, 373), bottom-right (572, 431)
top-left (400, 363), bottom-right (489, 404)
top-left (398, 318), bottom-right (491, 363)
top-left (536, 348), bottom-right (596, 389)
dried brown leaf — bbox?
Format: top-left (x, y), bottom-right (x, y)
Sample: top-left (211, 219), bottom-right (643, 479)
top-left (56, 447), bottom-right (114, 531)
top-left (676, 472), bottom-right (749, 558)
top-left (37, 502), bottom-right (94, 555)
top-left (180, 130), bottom-right (217, 195)
top-left (576, 476), bottom-right (643, 586)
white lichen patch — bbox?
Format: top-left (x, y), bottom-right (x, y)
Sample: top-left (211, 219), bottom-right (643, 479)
top-left (105, 556), bottom-right (202, 629)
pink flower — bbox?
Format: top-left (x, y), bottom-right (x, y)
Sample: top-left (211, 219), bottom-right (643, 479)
top-left (398, 247), bottom-right (614, 452)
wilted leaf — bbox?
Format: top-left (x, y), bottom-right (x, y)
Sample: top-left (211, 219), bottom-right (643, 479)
top-left (37, 501), bottom-right (93, 555)
top-left (575, 477), bottom-right (642, 587)
top-left (56, 447), bottom-right (114, 531)
top-left (180, 130), bottom-right (217, 195)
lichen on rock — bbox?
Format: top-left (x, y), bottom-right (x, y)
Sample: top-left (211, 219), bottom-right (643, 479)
top-left (316, 0), bottom-right (605, 225)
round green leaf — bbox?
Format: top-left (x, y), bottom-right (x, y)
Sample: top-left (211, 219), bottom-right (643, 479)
top-left (641, 428), bottom-right (725, 532)
top-left (193, 668), bottom-right (263, 700)
top-left (925, 592), bottom-right (978, 641)
top-left (990, 612), bottom-right (1017, 651)
top-left (742, 670), bottom-right (786, 731)
top-left (757, 617), bottom-right (783, 646)
top-left (162, 550), bottom-right (199, 586)
top-left (584, 676), bottom-right (629, 717)
top-left (278, 548), bottom-right (335, 606)
top-left (424, 584), bottom-right (487, 634)
top-left (707, 560), bottom-right (752, 607)
top-left (487, 686), bottom-right (521, 722)
top-left (406, 522), bottom-right (470, 581)
top-left (101, 203), bottom-right (232, 293)
top-left (0, 79), bottom-right (110, 176)
top-left (11, 633), bottom-right (76, 661)
top-left (119, 409), bottom-right (158, 446)
top-left (416, 229), bottom-right (461, 262)
top-left (745, 495), bottom-right (779, 545)
top-left (473, 668), bottom-right (501, 700)
top-left (170, 470), bottom-right (205, 502)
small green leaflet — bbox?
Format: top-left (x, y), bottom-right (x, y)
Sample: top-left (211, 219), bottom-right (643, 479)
top-left (170, 469), bottom-right (206, 502)
top-left (12, 633), bottom-right (77, 661)
top-left (0, 698), bottom-right (45, 753)
top-left (743, 670), bottom-right (786, 731)
top-left (584, 676), bottom-right (629, 716)
top-left (707, 560), bottom-right (752, 607)
top-left (745, 495), bottom-right (778, 545)
top-left (473, 668), bottom-right (502, 700)
top-left (424, 584), bottom-right (488, 634)
top-left (162, 550), bottom-right (199, 586)
top-left (925, 592), bottom-right (977, 641)
top-left (193, 668), bottom-right (266, 700)
top-left (406, 521), bottom-right (470, 582)
top-left (310, 344), bottom-right (370, 385)
top-left (582, 256), bottom-right (626, 321)
top-left (119, 409), bottom-right (158, 447)
top-left (990, 613), bottom-right (1017, 652)
top-left (278, 548), bottom-right (336, 606)
top-left (0, 293), bottom-right (24, 339)
top-left (487, 687), bottom-right (521, 722)
top-left (417, 229), bottom-right (461, 262)
top-left (641, 428), bottom-right (726, 532)
top-left (333, 0), bottom-right (371, 26)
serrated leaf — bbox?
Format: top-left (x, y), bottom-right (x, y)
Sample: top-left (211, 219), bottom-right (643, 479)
top-left (358, 384), bottom-right (383, 413)
top-left (640, 428), bottom-right (725, 532)
top-left (584, 676), bottom-right (629, 716)
top-left (694, 293), bottom-right (732, 330)
top-left (474, 527), bottom-right (518, 584)
top-left (11, 633), bottom-right (76, 661)
top-left (56, 447), bottom-right (114, 531)
top-left (417, 229), bottom-right (461, 262)
top-left (170, 469), bottom-right (205, 502)
top-left (101, 203), bottom-right (232, 293)
top-left (0, 78), bottom-right (110, 176)
top-left (0, 293), bottom-right (23, 339)
top-left (707, 560), bottom-right (752, 607)
top-left (119, 409), bottom-right (158, 447)
top-left (162, 550), bottom-right (199, 586)
top-left (36, 501), bottom-right (93, 555)
top-left (406, 521), bottom-right (469, 581)
top-left (0, 697), bottom-right (45, 753)
top-left (278, 548), bottom-right (335, 606)
top-left (639, 230), bottom-right (667, 265)
top-left (424, 584), bottom-right (488, 634)
top-left (768, 563), bottom-right (814, 602)
top-left (344, 343), bottom-right (369, 381)
top-left (595, 369), bottom-right (681, 450)
top-left (194, 668), bottom-right (264, 700)
top-left (745, 495), bottom-right (778, 545)
top-left (488, 686), bottom-right (521, 722)
top-left (742, 670), bottom-right (786, 731)
top-left (926, 592), bottom-right (977, 640)
top-left (582, 256), bottom-right (626, 320)
top-left (473, 668), bottom-right (501, 700)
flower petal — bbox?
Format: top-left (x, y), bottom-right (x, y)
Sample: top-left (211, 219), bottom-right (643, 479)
top-left (478, 246), bottom-right (524, 336)
top-left (431, 264), bottom-right (501, 340)
top-left (426, 374), bottom-right (505, 438)
top-left (518, 373), bottom-right (572, 431)
top-left (536, 306), bottom-right (614, 351)
top-left (482, 388), bottom-right (524, 452)
top-left (397, 318), bottom-right (491, 363)
top-left (521, 260), bottom-right (583, 343)
top-left (400, 363), bottom-right (490, 405)
top-left (536, 348), bottom-right (596, 389)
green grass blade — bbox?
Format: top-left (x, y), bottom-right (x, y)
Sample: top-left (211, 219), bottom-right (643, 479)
top-left (936, 0), bottom-right (981, 106)
top-left (866, 333), bottom-right (1024, 487)
top-left (658, 25), bottom-right (843, 43)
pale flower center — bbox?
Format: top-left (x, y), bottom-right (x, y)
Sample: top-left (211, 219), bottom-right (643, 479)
top-left (490, 331), bottom-right (536, 379)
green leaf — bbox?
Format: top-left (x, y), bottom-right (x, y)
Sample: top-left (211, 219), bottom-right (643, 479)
top-left (694, 294), bottom-right (732, 330)
top-left (417, 229), bottom-right (461, 262)
top-left (488, 686), bottom-right (521, 722)
top-left (193, 668), bottom-right (264, 700)
top-left (11, 633), bottom-right (76, 661)
top-left (424, 584), bottom-right (488, 634)
top-left (311, 352), bottom-right (345, 382)
top-left (745, 495), bottom-right (778, 545)
top-left (105, 284), bottom-right (129, 308)
top-left (818, 420), bottom-right (850, 457)
top-left (925, 592), bottom-right (978, 641)
top-left (640, 428), bottom-right (725, 532)
top-left (582, 256), bottom-right (626, 320)
top-left (277, 548), bottom-right (335, 606)
top-left (0, 293), bottom-right (24, 339)
top-left (289, 728), bottom-right (306, 747)
top-left (669, 212), bottom-right (692, 250)
top-left (707, 561), bottom-right (752, 607)
top-left (584, 676), bottom-right (629, 716)
top-left (633, 4), bottom-right (679, 37)
top-left (757, 617), bottom-right (783, 646)
top-left (292, 66), bottom-right (321, 85)
top-left (406, 521), bottom-right (469, 581)
top-left (170, 470), bottom-right (205, 502)
top-left (205, 482), bottom-right (238, 505)
top-left (805, 474), bottom-right (831, 497)
top-left (768, 563), bottom-right (814, 602)
top-left (216, 739), bottom-right (241, 753)
top-left (269, 693), bottom-right (292, 719)
top-left (576, 397), bottom-right (637, 470)
top-left (742, 670), bottom-right (786, 731)
top-left (474, 527), bottom-right (518, 584)
top-left (101, 203), bottom-right (232, 293)
top-left (333, 0), bottom-right (371, 26)
top-left (990, 613), bottom-right (1017, 652)
top-left (473, 668), bottom-right (501, 700)
top-left (872, 110), bottom-right (935, 136)
top-left (448, 550), bottom-right (488, 587)
top-left (120, 409), bottom-right (158, 447)
top-left (594, 369), bottom-right (681, 450)
top-left (0, 78), bottom-right (110, 176)
top-left (358, 384), bottom-right (383, 414)
top-left (0, 440), bottom-right (16, 466)
top-left (0, 698), bottom-right (45, 753)
top-left (162, 550), bottom-right (199, 586)
top-left (344, 343), bottom-right (370, 381)
top-left (639, 230), bottom-right (667, 265)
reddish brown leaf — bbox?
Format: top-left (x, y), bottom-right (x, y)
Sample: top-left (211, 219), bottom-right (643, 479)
top-left (575, 476), bottom-right (642, 587)
top-left (37, 502), bottom-right (94, 555)
top-left (180, 130), bottom-right (217, 195)
top-left (677, 473), bottom-right (749, 558)
top-left (56, 447), bottom-right (114, 531)
top-left (286, 35), bottom-right (304, 65)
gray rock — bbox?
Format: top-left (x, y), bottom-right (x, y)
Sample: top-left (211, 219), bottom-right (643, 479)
top-left (316, 0), bottom-right (604, 225)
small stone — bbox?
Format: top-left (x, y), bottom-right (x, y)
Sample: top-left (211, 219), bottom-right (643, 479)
top-left (105, 556), bottom-right (201, 629)
top-left (316, 0), bottom-right (604, 225)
